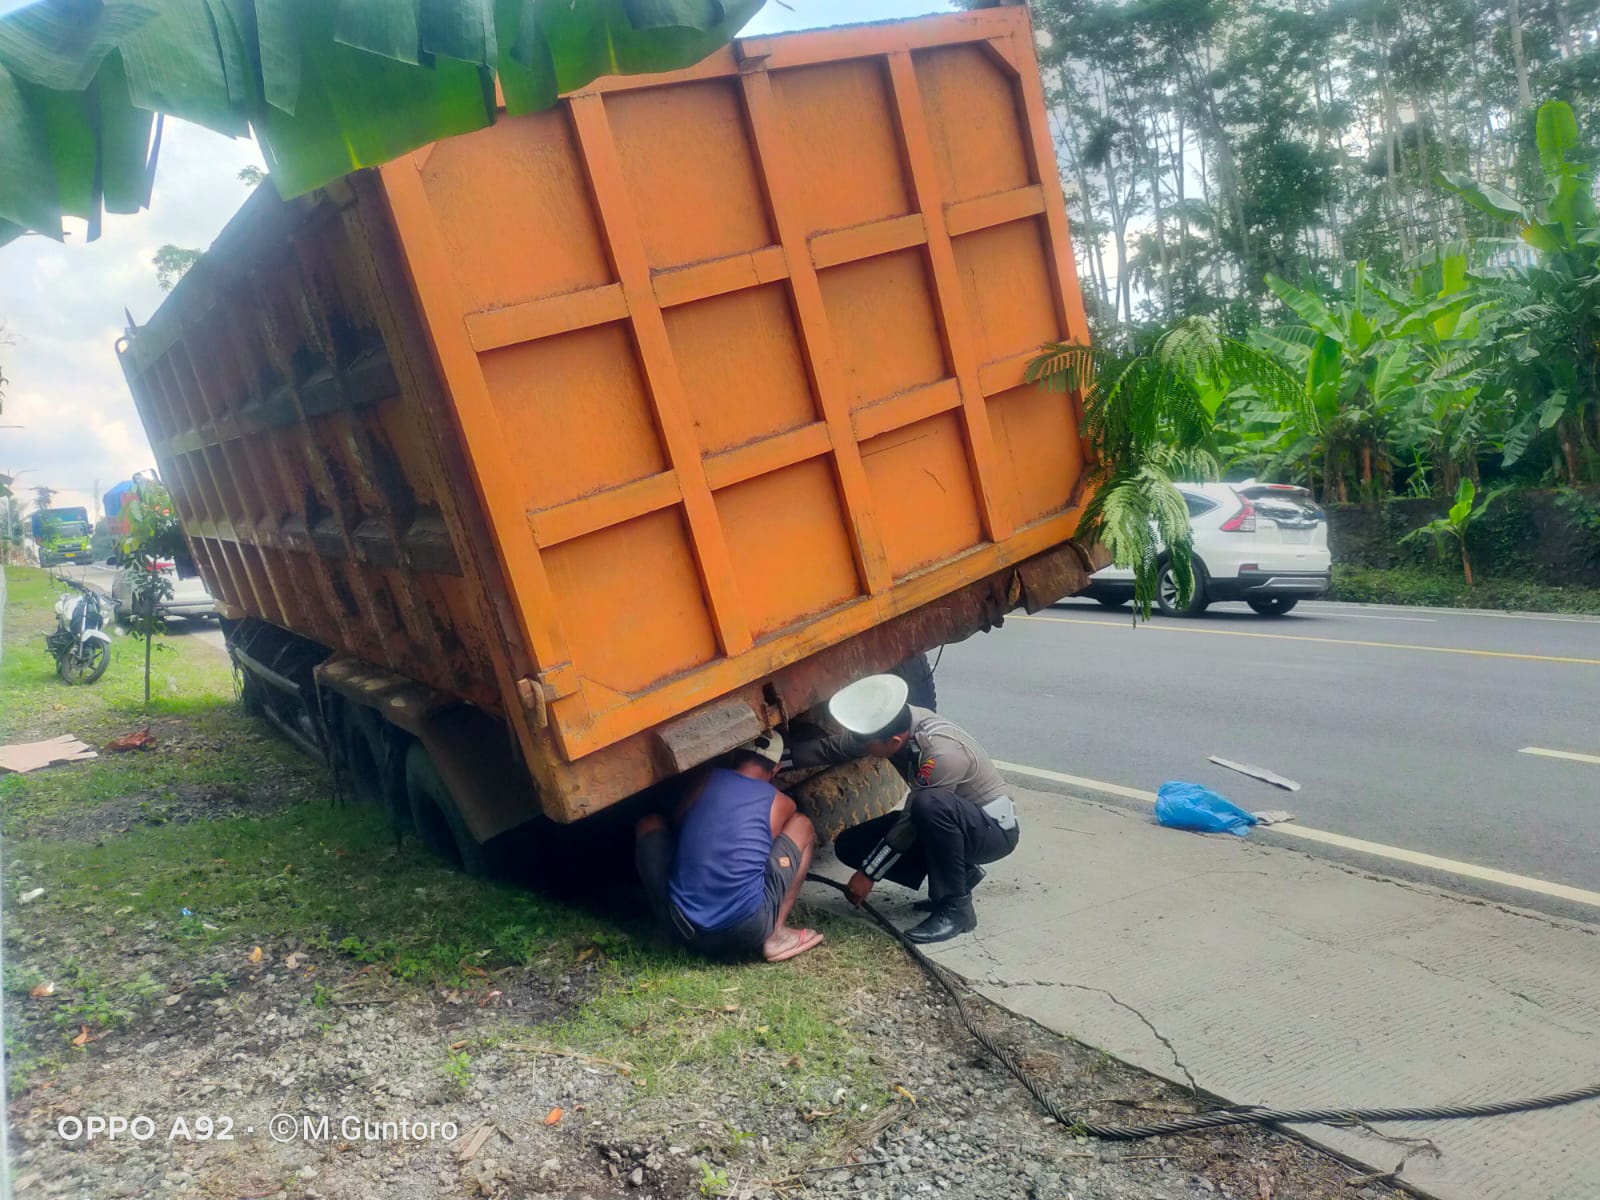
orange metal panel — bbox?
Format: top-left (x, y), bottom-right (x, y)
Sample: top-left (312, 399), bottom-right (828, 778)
top-left (852, 379), bottom-right (963, 442)
top-left (888, 48), bottom-right (1017, 544)
top-left (810, 214), bottom-right (928, 271)
top-left (739, 68), bottom-right (895, 597)
top-left (703, 423), bottom-right (832, 492)
top-left (124, 7), bottom-right (1093, 817)
top-left (466, 284), bottom-right (629, 353)
top-left (373, 5), bottom-right (1087, 760)
top-left (653, 246), bottom-right (789, 310)
top-left (567, 92), bottom-right (755, 662)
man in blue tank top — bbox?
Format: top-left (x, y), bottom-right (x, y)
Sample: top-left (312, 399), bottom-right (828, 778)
top-left (635, 731), bottom-right (823, 962)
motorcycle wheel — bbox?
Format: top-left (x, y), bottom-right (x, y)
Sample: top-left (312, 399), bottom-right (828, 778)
top-left (60, 641), bottom-right (110, 685)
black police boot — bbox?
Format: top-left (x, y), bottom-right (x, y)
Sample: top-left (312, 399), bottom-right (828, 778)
top-left (904, 894), bottom-right (977, 944)
top-left (913, 865), bottom-right (984, 912)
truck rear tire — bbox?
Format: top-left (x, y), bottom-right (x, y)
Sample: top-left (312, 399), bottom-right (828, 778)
top-left (405, 742), bottom-right (494, 876)
top-left (340, 707), bottom-right (386, 811)
top-left (791, 757), bottom-right (906, 844)
top-left (341, 706), bottom-right (412, 833)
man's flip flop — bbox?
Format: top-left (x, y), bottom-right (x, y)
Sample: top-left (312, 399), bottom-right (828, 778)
top-left (765, 928), bottom-right (824, 963)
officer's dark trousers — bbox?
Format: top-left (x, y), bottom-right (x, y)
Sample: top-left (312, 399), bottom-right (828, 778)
top-left (833, 787), bottom-right (1018, 902)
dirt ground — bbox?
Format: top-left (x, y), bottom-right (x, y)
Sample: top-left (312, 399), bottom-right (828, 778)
top-left (7, 922), bottom-right (1407, 1200)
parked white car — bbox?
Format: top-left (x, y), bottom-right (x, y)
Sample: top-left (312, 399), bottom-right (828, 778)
top-left (112, 559), bottom-right (217, 622)
top-left (1084, 481), bottom-right (1332, 617)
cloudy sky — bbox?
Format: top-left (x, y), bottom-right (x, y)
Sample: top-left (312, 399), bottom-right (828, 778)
top-left (0, 0), bottom-right (953, 521)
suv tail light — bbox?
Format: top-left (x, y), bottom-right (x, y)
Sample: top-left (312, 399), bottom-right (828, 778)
top-left (1221, 498), bottom-right (1257, 532)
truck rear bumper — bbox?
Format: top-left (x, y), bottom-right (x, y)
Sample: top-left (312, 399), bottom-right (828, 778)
top-left (536, 539), bottom-right (1100, 821)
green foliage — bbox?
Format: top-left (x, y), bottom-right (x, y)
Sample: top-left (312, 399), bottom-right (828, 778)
top-left (0, 0), bottom-right (766, 244)
top-left (442, 1048), bottom-right (474, 1093)
top-left (1438, 101), bottom-right (1600, 488)
top-left (1555, 489), bottom-right (1600, 574)
top-left (1029, 316), bottom-right (1303, 616)
top-left (153, 245), bottom-right (201, 292)
top-left (1399, 478), bottom-right (1509, 585)
top-left (1330, 565), bottom-right (1600, 615)
top-left (699, 1162), bottom-right (732, 1197)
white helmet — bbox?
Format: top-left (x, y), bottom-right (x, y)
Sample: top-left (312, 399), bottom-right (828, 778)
top-left (828, 674), bottom-right (910, 737)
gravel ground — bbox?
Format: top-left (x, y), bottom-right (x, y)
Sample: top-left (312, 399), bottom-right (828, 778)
top-left (7, 918), bottom-right (1405, 1200)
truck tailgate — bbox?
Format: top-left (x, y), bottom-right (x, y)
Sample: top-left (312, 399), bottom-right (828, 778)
top-left (378, 7), bottom-right (1091, 763)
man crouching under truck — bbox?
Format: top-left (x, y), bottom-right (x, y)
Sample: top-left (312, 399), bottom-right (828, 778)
top-left (791, 675), bottom-right (1020, 945)
top-left (635, 732), bottom-right (824, 963)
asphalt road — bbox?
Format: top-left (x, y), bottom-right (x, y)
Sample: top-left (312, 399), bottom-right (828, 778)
top-left (934, 596), bottom-right (1600, 911)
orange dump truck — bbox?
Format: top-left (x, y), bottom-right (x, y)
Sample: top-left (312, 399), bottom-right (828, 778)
top-left (116, 7), bottom-right (1095, 868)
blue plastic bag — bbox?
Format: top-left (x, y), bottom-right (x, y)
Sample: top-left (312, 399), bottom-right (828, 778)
top-left (1154, 781), bottom-right (1258, 836)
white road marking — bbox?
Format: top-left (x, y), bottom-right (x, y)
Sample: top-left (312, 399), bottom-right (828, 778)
top-left (1310, 601), bottom-right (1600, 625)
top-left (996, 760), bottom-right (1600, 911)
top-left (1316, 611), bottom-right (1436, 623)
top-left (1519, 747), bottom-right (1600, 766)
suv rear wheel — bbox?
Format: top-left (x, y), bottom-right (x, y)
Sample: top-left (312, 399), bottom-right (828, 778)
top-left (1156, 561), bottom-right (1208, 618)
top-left (1247, 596), bottom-right (1299, 617)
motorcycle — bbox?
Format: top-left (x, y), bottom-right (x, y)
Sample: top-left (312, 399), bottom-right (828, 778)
top-left (47, 588), bottom-right (113, 685)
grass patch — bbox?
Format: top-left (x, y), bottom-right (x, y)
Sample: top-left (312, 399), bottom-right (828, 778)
top-left (2, 561), bottom-right (909, 1122)
top-left (1, 566), bottom-right (239, 739)
top-left (2, 566), bottom-right (309, 840)
top-left (533, 905), bottom-right (894, 1100)
top-left (1330, 564), bottom-right (1600, 614)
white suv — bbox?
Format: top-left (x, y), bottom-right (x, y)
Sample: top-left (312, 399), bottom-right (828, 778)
top-left (1084, 481), bottom-right (1332, 617)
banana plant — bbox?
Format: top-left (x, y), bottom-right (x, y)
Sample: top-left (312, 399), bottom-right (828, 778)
top-left (1400, 478), bottom-right (1509, 587)
top-left (1438, 100), bottom-right (1600, 485)
top-left (1247, 247), bottom-right (1508, 503)
top-left (1255, 264), bottom-right (1423, 501)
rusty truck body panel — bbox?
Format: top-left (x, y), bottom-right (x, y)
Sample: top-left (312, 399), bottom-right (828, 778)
top-left (118, 8), bottom-right (1093, 829)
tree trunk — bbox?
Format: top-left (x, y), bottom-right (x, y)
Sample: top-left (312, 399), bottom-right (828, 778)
top-left (1460, 541), bottom-right (1474, 588)
top-left (1054, 74), bottom-right (1113, 315)
top-left (1174, 110), bottom-right (1190, 280)
top-left (1509, 0), bottom-right (1534, 110)
top-left (1372, 15), bottom-right (1412, 261)
top-left (1560, 421), bottom-right (1581, 484)
top-left (142, 595), bottom-right (154, 708)
top-left (1146, 111), bottom-right (1173, 320)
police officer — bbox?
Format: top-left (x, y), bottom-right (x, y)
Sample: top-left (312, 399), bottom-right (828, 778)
top-left (790, 674), bottom-right (1019, 944)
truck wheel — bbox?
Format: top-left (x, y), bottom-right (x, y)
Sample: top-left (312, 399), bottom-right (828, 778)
top-left (239, 669), bottom-right (267, 717)
top-left (890, 653), bottom-right (938, 710)
top-left (404, 742), bottom-right (493, 876)
top-left (340, 706), bottom-right (390, 812)
top-left (792, 757), bottom-right (906, 845)
top-left (340, 707), bottom-right (413, 833)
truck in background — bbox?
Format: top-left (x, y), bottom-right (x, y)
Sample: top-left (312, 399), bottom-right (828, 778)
top-left (31, 506), bottom-right (93, 567)
top-left (116, 8), bottom-right (1097, 871)
top-left (101, 480), bottom-right (137, 545)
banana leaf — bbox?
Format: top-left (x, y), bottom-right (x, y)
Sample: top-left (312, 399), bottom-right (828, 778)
top-left (0, 0), bottom-right (765, 246)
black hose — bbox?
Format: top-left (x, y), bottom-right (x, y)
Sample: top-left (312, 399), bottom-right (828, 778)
top-left (806, 872), bottom-right (1600, 1141)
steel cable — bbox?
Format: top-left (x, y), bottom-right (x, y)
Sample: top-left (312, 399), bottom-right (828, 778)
top-left (807, 873), bottom-right (1600, 1140)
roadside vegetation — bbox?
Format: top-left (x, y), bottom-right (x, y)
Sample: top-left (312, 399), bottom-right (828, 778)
top-left (1330, 565), bottom-right (1600, 614)
top-left (3, 565), bottom-right (895, 1103)
top-left (1018, 0), bottom-right (1600, 607)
